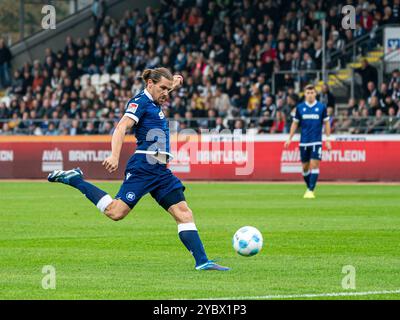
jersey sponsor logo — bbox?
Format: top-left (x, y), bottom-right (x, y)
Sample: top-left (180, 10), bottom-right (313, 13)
top-left (0, 150), bottom-right (13, 161)
top-left (302, 114), bottom-right (320, 120)
top-left (126, 192), bottom-right (136, 201)
top-left (127, 102), bottom-right (139, 114)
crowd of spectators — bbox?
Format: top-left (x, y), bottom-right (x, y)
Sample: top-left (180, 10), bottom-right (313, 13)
top-left (334, 68), bottom-right (400, 134)
top-left (1, 0), bottom-right (400, 135)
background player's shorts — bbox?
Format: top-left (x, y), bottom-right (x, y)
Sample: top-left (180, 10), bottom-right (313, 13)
top-left (115, 154), bottom-right (185, 209)
top-left (300, 144), bottom-right (322, 163)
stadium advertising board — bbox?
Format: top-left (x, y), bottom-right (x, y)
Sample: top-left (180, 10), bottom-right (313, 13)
top-left (384, 26), bottom-right (400, 62)
top-left (0, 135), bottom-right (399, 181)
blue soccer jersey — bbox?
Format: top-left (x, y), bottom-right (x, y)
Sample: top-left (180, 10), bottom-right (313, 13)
top-left (293, 100), bottom-right (329, 146)
top-left (123, 89), bottom-right (173, 163)
top-left (116, 88), bottom-right (184, 208)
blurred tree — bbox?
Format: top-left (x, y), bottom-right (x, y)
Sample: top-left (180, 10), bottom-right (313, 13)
top-left (0, 0), bottom-right (20, 43)
top-left (0, 0), bottom-right (71, 44)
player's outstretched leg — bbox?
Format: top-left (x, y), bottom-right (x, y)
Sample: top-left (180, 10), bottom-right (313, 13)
top-left (161, 189), bottom-right (230, 271)
top-left (47, 168), bottom-right (114, 213)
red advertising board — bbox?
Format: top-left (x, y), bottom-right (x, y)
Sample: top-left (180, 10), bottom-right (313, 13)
top-left (1, 135), bottom-right (400, 181)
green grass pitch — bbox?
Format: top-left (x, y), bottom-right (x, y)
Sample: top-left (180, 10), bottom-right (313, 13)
top-left (0, 181), bottom-right (399, 300)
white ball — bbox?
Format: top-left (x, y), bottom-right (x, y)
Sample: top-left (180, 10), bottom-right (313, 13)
top-left (232, 226), bottom-right (263, 256)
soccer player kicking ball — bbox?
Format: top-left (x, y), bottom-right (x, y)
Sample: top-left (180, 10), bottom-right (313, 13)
top-left (284, 84), bottom-right (332, 199)
top-left (48, 67), bottom-right (229, 271)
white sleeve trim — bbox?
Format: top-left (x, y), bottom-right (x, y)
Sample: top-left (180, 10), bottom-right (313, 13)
top-left (323, 116), bottom-right (330, 122)
top-left (124, 112), bottom-right (139, 123)
top-left (293, 118), bottom-right (300, 122)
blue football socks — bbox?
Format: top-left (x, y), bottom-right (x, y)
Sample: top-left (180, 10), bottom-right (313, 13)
top-left (178, 223), bottom-right (208, 267)
top-left (309, 168), bottom-right (320, 191)
top-left (303, 170), bottom-right (311, 189)
top-left (69, 175), bottom-right (109, 208)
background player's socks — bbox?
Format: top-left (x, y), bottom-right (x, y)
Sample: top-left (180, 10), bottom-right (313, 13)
top-left (309, 168), bottom-right (320, 191)
top-left (178, 223), bottom-right (208, 267)
top-left (302, 170), bottom-right (311, 189)
top-left (69, 175), bottom-right (112, 212)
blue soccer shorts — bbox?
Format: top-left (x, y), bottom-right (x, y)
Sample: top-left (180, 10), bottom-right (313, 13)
top-left (300, 144), bottom-right (322, 163)
top-left (115, 154), bottom-right (185, 209)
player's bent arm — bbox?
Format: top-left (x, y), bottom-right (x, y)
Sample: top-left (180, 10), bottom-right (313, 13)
top-left (324, 117), bottom-right (331, 137)
top-left (102, 116), bottom-right (135, 173)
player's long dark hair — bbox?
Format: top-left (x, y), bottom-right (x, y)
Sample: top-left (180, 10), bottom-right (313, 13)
top-left (142, 68), bottom-right (173, 85)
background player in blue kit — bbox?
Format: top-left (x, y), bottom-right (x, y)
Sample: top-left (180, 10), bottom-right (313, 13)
top-left (284, 85), bottom-right (332, 199)
top-left (48, 67), bottom-right (229, 271)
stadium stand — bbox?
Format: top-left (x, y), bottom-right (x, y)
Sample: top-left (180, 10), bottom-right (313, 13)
top-left (1, 0), bottom-right (400, 135)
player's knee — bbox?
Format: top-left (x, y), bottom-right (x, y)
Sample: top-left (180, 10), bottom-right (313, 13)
top-left (310, 163), bottom-right (320, 170)
top-left (175, 203), bottom-right (193, 223)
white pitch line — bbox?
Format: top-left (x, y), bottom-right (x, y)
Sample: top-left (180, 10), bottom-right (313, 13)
top-left (200, 289), bottom-right (400, 300)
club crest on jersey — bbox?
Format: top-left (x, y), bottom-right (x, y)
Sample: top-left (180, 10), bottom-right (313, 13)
top-left (126, 192), bottom-right (135, 201)
top-left (159, 111), bottom-right (165, 119)
top-left (127, 102), bottom-right (139, 114)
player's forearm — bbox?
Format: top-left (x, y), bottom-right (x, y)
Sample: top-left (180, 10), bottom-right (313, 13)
top-left (288, 122), bottom-right (298, 141)
top-left (170, 74), bottom-right (183, 92)
top-left (325, 121), bottom-right (332, 138)
top-left (110, 125), bottom-right (126, 160)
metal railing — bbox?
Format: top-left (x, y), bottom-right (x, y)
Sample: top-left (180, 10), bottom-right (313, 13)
top-left (0, 116), bottom-right (399, 135)
top-left (329, 23), bottom-right (391, 69)
top-left (271, 69), bottom-right (350, 94)
top-left (274, 25), bottom-right (400, 102)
